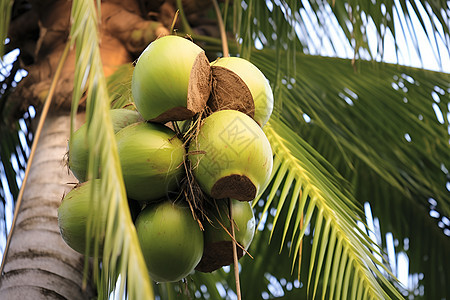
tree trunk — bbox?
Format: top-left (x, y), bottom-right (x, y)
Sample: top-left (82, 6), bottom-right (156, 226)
top-left (0, 112), bottom-right (96, 299)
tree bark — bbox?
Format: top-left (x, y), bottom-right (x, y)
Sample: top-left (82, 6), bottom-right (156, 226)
top-left (0, 112), bottom-right (95, 299)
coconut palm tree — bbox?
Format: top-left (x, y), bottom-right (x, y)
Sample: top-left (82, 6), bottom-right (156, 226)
top-left (0, 0), bottom-right (449, 299)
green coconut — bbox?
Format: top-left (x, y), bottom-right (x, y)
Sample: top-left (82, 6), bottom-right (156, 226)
top-left (68, 108), bottom-right (143, 182)
top-left (67, 125), bottom-right (89, 182)
top-left (209, 56), bottom-right (274, 127)
top-left (135, 199), bottom-right (204, 282)
top-left (131, 35), bottom-right (211, 123)
top-left (109, 108), bottom-right (144, 133)
top-left (196, 199), bottom-right (255, 273)
top-left (57, 180), bottom-right (106, 256)
top-left (116, 122), bottom-right (185, 203)
top-left (188, 110), bottom-right (273, 201)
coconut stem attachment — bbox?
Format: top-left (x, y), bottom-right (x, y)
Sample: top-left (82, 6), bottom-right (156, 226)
top-left (229, 198), bottom-right (242, 300)
top-left (212, 0), bottom-right (229, 57)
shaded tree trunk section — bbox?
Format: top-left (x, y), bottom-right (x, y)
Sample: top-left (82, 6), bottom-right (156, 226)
top-left (0, 113), bottom-right (95, 299)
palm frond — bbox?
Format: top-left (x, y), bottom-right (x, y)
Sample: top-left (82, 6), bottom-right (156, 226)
top-left (0, 114), bottom-right (32, 204)
top-left (359, 169), bottom-right (450, 299)
top-left (0, 125), bottom-right (23, 243)
top-left (107, 63), bottom-right (134, 109)
top-left (69, 0), bottom-right (153, 298)
top-left (231, 1), bottom-right (450, 70)
top-left (0, 6), bottom-right (32, 254)
top-left (0, 0), bottom-right (20, 218)
top-left (258, 117), bottom-right (403, 299)
top-left (248, 48), bottom-right (449, 298)
top-left (250, 51), bottom-right (450, 215)
top-left (246, 48), bottom-right (449, 298)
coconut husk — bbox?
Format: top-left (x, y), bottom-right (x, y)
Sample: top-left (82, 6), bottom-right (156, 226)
top-left (195, 240), bottom-right (244, 273)
top-left (211, 174), bottom-right (257, 202)
top-left (151, 51), bottom-right (211, 123)
top-left (152, 106), bottom-right (196, 123)
top-left (208, 66), bottom-right (255, 118)
top-left (188, 52), bottom-right (212, 112)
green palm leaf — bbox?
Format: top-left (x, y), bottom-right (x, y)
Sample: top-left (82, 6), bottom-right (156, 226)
top-left (250, 51), bottom-right (449, 214)
top-left (259, 117), bottom-right (403, 299)
top-left (107, 63), bottom-right (134, 109)
top-left (68, 0), bottom-right (153, 298)
top-left (245, 48), bottom-right (448, 298)
top-left (231, 1), bottom-right (450, 69)
top-left (366, 176), bottom-right (450, 299)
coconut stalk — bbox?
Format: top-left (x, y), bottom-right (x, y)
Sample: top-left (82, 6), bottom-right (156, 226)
top-left (228, 198), bottom-right (242, 300)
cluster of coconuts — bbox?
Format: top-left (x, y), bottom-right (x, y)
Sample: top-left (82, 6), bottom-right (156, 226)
top-left (58, 35), bottom-right (274, 282)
